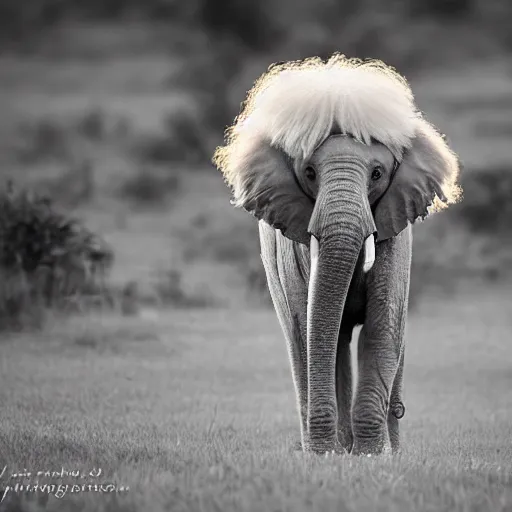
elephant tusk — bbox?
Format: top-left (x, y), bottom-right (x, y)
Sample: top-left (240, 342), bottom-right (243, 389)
top-left (310, 235), bottom-right (319, 267)
top-left (363, 234), bottom-right (375, 273)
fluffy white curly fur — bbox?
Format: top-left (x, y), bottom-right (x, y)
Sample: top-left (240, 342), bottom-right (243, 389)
top-left (214, 54), bottom-right (461, 209)
top-left (244, 58), bottom-right (416, 162)
top-left (218, 56), bottom-right (420, 165)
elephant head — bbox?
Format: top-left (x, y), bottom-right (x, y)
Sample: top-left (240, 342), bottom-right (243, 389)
top-left (213, 54), bottom-right (461, 453)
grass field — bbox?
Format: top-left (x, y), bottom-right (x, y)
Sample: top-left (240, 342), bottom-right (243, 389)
top-left (1, 285), bottom-right (512, 512)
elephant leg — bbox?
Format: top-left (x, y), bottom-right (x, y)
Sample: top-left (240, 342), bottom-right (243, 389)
top-left (336, 326), bottom-right (354, 452)
top-left (352, 226), bottom-right (411, 456)
top-left (387, 348), bottom-right (405, 453)
top-left (258, 221), bottom-right (310, 448)
top-left (352, 331), bottom-right (401, 455)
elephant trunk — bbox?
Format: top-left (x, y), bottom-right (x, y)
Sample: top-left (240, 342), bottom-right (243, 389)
top-left (306, 167), bottom-right (376, 453)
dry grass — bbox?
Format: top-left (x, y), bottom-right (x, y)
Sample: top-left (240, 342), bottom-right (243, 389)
top-left (1, 286), bottom-right (512, 511)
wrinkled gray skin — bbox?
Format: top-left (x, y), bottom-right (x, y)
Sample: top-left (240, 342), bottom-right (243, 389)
top-left (259, 135), bottom-right (410, 455)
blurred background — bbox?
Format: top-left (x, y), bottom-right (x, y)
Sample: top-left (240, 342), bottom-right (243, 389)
top-left (0, 0), bottom-right (512, 327)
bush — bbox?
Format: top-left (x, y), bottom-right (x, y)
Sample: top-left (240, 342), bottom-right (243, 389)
top-left (0, 183), bottom-right (114, 330)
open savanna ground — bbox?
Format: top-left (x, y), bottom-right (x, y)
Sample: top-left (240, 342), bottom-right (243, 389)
top-left (1, 285), bottom-right (512, 512)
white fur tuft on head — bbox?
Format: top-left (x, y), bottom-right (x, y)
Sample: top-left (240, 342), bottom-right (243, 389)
top-left (247, 57), bottom-right (416, 162)
top-left (215, 54), bottom-right (421, 184)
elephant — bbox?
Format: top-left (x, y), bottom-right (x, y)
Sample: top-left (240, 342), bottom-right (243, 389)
top-left (213, 54), bottom-right (462, 456)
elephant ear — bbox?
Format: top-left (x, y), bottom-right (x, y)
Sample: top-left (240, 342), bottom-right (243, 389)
top-left (374, 119), bottom-right (461, 242)
top-left (214, 134), bottom-right (314, 245)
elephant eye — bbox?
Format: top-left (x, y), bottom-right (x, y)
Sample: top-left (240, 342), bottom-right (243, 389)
top-left (371, 165), bottom-right (383, 181)
top-left (304, 166), bottom-right (316, 181)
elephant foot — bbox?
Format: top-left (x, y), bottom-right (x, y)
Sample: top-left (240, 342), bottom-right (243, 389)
top-left (351, 437), bottom-right (392, 457)
top-left (301, 439), bottom-right (351, 456)
top-left (293, 439), bottom-right (349, 456)
top-left (303, 442), bottom-right (336, 455)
